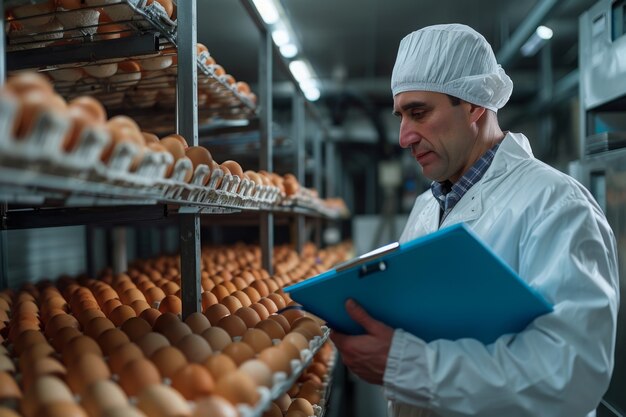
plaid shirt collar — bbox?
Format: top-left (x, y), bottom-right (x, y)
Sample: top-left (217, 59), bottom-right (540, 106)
top-left (430, 142), bottom-right (501, 221)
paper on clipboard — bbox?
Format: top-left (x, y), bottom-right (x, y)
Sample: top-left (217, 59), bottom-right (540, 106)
top-left (284, 223), bottom-right (553, 344)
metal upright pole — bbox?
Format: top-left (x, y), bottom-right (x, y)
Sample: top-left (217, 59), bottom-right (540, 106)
top-left (313, 130), bottom-right (323, 248)
top-left (112, 228), bottom-right (127, 275)
top-left (293, 94), bottom-right (306, 253)
top-left (177, 0), bottom-right (201, 319)
top-left (0, 203), bottom-right (8, 289)
top-left (259, 29), bottom-right (274, 275)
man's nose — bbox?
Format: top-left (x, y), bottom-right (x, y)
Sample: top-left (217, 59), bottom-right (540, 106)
top-left (399, 121), bottom-right (419, 148)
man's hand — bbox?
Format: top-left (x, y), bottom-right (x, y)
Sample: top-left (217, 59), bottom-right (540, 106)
top-left (330, 299), bottom-right (394, 385)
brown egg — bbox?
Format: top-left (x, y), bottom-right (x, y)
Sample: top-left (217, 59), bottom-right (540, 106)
top-left (0, 371), bottom-right (21, 400)
top-left (257, 297), bottom-right (277, 314)
top-left (258, 346), bottom-right (292, 375)
top-left (249, 303), bottom-right (270, 321)
top-left (136, 384), bottom-right (191, 417)
top-left (185, 146), bottom-right (213, 185)
top-left (139, 308), bottom-right (161, 327)
top-left (150, 346), bottom-right (187, 380)
top-left (204, 304), bottom-right (230, 326)
top-left (278, 339), bottom-right (301, 362)
top-left (152, 312), bottom-right (180, 332)
top-left (0, 356), bottom-right (15, 374)
top-left (255, 319), bottom-right (286, 340)
top-left (108, 305), bottom-right (136, 327)
top-left (96, 328), bottom-right (130, 355)
top-left (211, 285), bottom-right (230, 302)
top-left (108, 342), bottom-right (144, 375)
top-left (22, 376), bottom-right (74, 417)
top-left (239, 359), bottom-right (273, 388)
top-left (118, 358), bottom-right (161, 396)
top-left (217, 315), bottom-right (247, 339)
top-left (203, 354), bottom-right (237, 382)
top-left (120, 317), bottom-right (152, 342)
top-left (0, 407), bottom-right (21, 417)
top-left (184, 312), bottom-right (211, 334)
top-left (192, 396), bottom-right (238, 417)
top-left (160, 321), bottom-right (192, 345)
top-left (85, 317), bottom-right (116, 339)
top-left (214, 370), bottom-right (259, 406)
top-left (263, 280), bottom-right (280, 294)
top-left (144, 287), bottom-right (166, 307)
top-left (171, 363), bottom-right (215, 400)
top-left (175, 333), bottom-right (212, 364)
top-left (283, 332), bottom-right (309, 351)
top-left (267, 293), bottom-right (287, 310)
top-left (80, 380), bottom-right (128, 417)
top-left (44, 314), bottom-right (79, 339)
top-left (69, 96), bottom-right (107, 124)
top-left (160, 281), bottom-right (180, 296)
top-left (13, 329), bottom-right (46, 355)
top-left (66, 353), bottom-right (111, 394)
top-left (228, 291), bottom-right (250, 309)
top-left (307, 362), bottom-right (328, 380)
top-left (287, 398), bottom-right (314, 416)
top-left (297, 381), bottom-right (322, 405)
top-left (129, 300), bottom-right (151, 316)
top-left (100, 405), bottom-right (147, 417)
top-left (262, 402), bottom-right (283, 417)
top-left (201, 327), bottom-right (232, 352)
top-left (136, 332), bottom-right (170, 357)
top-left (50, 326), bottom-right (81, 352)
top-left (6, 72), bottom-right (53, 96)
top-left (284, 410), bottom-right (308, 417)
top-left (220, 160), bottom-right (243, 179)
top-left (77, 308), bottom-right (106, 328)
top-left (157, 295), bottom-right (181, 315)
top-left (241, 328), bottom-right (272, 353)
top-left (220, 296), bottom-right (243, 314)
top-left (201, 291), bottom-right (218, 311)
top-left (268, 314), bottom-right (291, 334)
top-left (242, 287), bottom-right (261, 304)
top-left (221, 341), bottom-right (255, 366)
top-left (33, 402), bottom-right (89, 417)
top-left (62, 336), bottom-right (103, 365)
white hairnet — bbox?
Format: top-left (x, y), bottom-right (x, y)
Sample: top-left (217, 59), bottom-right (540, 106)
top-left (391, 24), bottom-right (513, 112)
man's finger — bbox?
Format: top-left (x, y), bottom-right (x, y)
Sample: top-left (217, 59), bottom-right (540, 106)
top-left (345, 299), bottom-right (389, 335)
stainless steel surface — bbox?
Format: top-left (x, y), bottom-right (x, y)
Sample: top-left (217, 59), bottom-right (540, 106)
top-left (258, 25), bottom-right (274, 274)
top-left (570, 149), bottom-right (626, 415)
top-left (580, 0), bottom-right (626, 111)
top-left (177, 0), bottom-right (202, 318)
top-left (179, 213), bottom-right (202, 319)
top-left (112, 227), bottom-right (127, 275)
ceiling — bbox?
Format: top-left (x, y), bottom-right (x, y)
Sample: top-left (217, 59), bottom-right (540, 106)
top-left (197, 0), bottom-right (596, 111)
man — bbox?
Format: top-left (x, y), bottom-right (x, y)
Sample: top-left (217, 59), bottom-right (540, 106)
top-left (330, 24), bottom-right (619, 417)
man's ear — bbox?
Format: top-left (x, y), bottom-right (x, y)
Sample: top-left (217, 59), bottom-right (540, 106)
top-left (467, 103), bottom-right (486, 124)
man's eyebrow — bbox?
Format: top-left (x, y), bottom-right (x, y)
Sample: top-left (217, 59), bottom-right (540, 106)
top-left (392, 101), bottom-right (429, 116)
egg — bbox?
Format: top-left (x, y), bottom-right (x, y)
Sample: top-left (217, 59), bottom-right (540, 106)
top-left (203, 354), bottom-right (236, 381)
top-left (6, 72), bottom-right (54, 96)
top-left (192, 396), bottom-right (238, 417)
top-left (220, 296), bottom-right (242, 314)
top-left (136, 332), bottom-right (170, 357)
top-left (108, 305), bottom-right (136, 327)
top-left (108, 342), bottom-right (144, 376)
top-left (211, 285), bottom-right (230, 302)
top-left (282, 332), bottom-right (309, 351)
top-left (136, 384), bottom-right (191, 417)
top-left (66, 353), bottom-right (111, 394)
top-left (22, 376), bottom-right (74, 417)
top-left (85, 317), bottom-right (116, 339)
top-left (62, 336), bottom-right (103, 365)
top-left (214, 370), bottom-right (259, 406)
top-left (160, 321), bottom-right (192, 345)
top-left (255, 319), bottom-right (286, 340)
top-left (33, 402), bottom-right (89, 417)
top-left (258, 346), bottom-right (291, 375)
top-left (284, 410), bottom-right (308, 417)
top-left (170, 363), bottom-right (214, 400)
top-left (68, 96), bottom-right (107, 124)
top-left (204, 304), bottom-right (230, 326)
top-left (268, 314), bottom-right (291, 334)
top-left (220, 160), bottom-right (243, 179)
top-left (221, 341), bottom-right (255, 366)
top-left (274, 393), bottom-right (291, 412)
top-left (0, 372), bottom-right (21, 400)
top-left (239, 359), bottom-right (273, 388)
top-left (96, 328), bottom-right (130, 355)
top-left (261, 402), bottom-right (283, 417)
top-left (100, 406), bottom-right (147, 417)
top-left (152, 312), bottom-right (181, 332)
top-left (157, 295), bottom-right (182, 315)
top-left (249, 303), bottom-right (270, 321)
top-left (101, 299), bottom-right (122, 317)
top-left (120, 317), bottom-right (152, 342)
top-left (185, 146), bottom-right (213, 185)
top-left (50, 326), bottom-right (81, 352)
top-left (150, 346), bottom-right (187, 380)
top-left (297, 381), bottom-right (322, 405)
top-left (44, 313), bottom-right (79, 339)
top-left (118, 358), bottom-right (161, 397)
top-left (13, 329), bottom-right (46, 355)
top-left (251, 282), bottom-right (270, 298)
top-left (240, 328), bottom-right (272, 353)
top-left (139, 308), bottom-right (161, 327)
top-left (77, 308), bottom-right (106, 328)
top-left (217, 315), bottom-right (247, 339)
top-left (80, 379), bottom-right (128, 417)
top-left (0, 407), bottom-right (21, 417)
top-left (145, 0), bottom-right (174, 17)
top-left (201, 327), bottom-right (232, 352)
top-left (184, 312), bottom-right (211, 334)
top-left (267, 293), bottom-right (287, 310)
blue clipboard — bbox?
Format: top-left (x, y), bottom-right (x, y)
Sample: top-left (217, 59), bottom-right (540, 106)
top-left (284, 223), bottom-right (553, 345)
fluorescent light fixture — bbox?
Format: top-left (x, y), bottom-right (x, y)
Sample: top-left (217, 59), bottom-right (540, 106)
top-left (252, 0), bottom-right (279, 24)
top-left (536, 25), bottom-right (553, 40)
top-left (300, 79), bottom-right (321, 101)
top-left (289, 60), bottom-right (311, 82)
top-left (280, 43), bottom-right (298, 58)
top-left (520, 25), bottom-right (553, 57)
top-left (272, 29), bottom-right (290, 46)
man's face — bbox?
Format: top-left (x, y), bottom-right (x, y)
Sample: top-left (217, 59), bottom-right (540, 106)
top-left (393, 91), bottom-right (477, 183)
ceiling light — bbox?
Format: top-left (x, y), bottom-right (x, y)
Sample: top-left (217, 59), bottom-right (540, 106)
top-left (300, 79), bottom-right (321, 101)
top-left (280, 43), bottom-right (298, 58)
top-left (252, 0), bottom-right (279, 25)
top-left (289, 60), bottom-right (311, 83)
top-left (520, 25), bottom-right (554, 57)
top-left (272, 29), bottom-right (290, 46)
top-left (536, 25), bottom-right (553, 40)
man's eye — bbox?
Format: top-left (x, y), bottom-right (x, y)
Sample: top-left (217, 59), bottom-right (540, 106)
top-left (411, 111), bottom-right (424, 119)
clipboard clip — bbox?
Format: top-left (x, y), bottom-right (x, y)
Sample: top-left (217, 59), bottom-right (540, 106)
top-left (335, 241), bottom-right (400, 272)
top-left (360, 261), bottom-right (387, 277)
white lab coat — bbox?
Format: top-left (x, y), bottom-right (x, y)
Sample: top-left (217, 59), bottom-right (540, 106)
top-left (384, 132), bottom-right (619, 417)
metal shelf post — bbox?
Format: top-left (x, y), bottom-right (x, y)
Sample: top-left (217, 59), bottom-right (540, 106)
top-left (1, 203), bottom-right (7, 288)
top-left (177, 0), bottom-right (202, 318)
top-left (293, 93), bottom-right (306, 253)
top-left (259, 27), bottom-right (274, 275)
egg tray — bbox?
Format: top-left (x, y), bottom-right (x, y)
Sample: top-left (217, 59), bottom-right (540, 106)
top-left (236, 326), bottom-right (331, 417)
